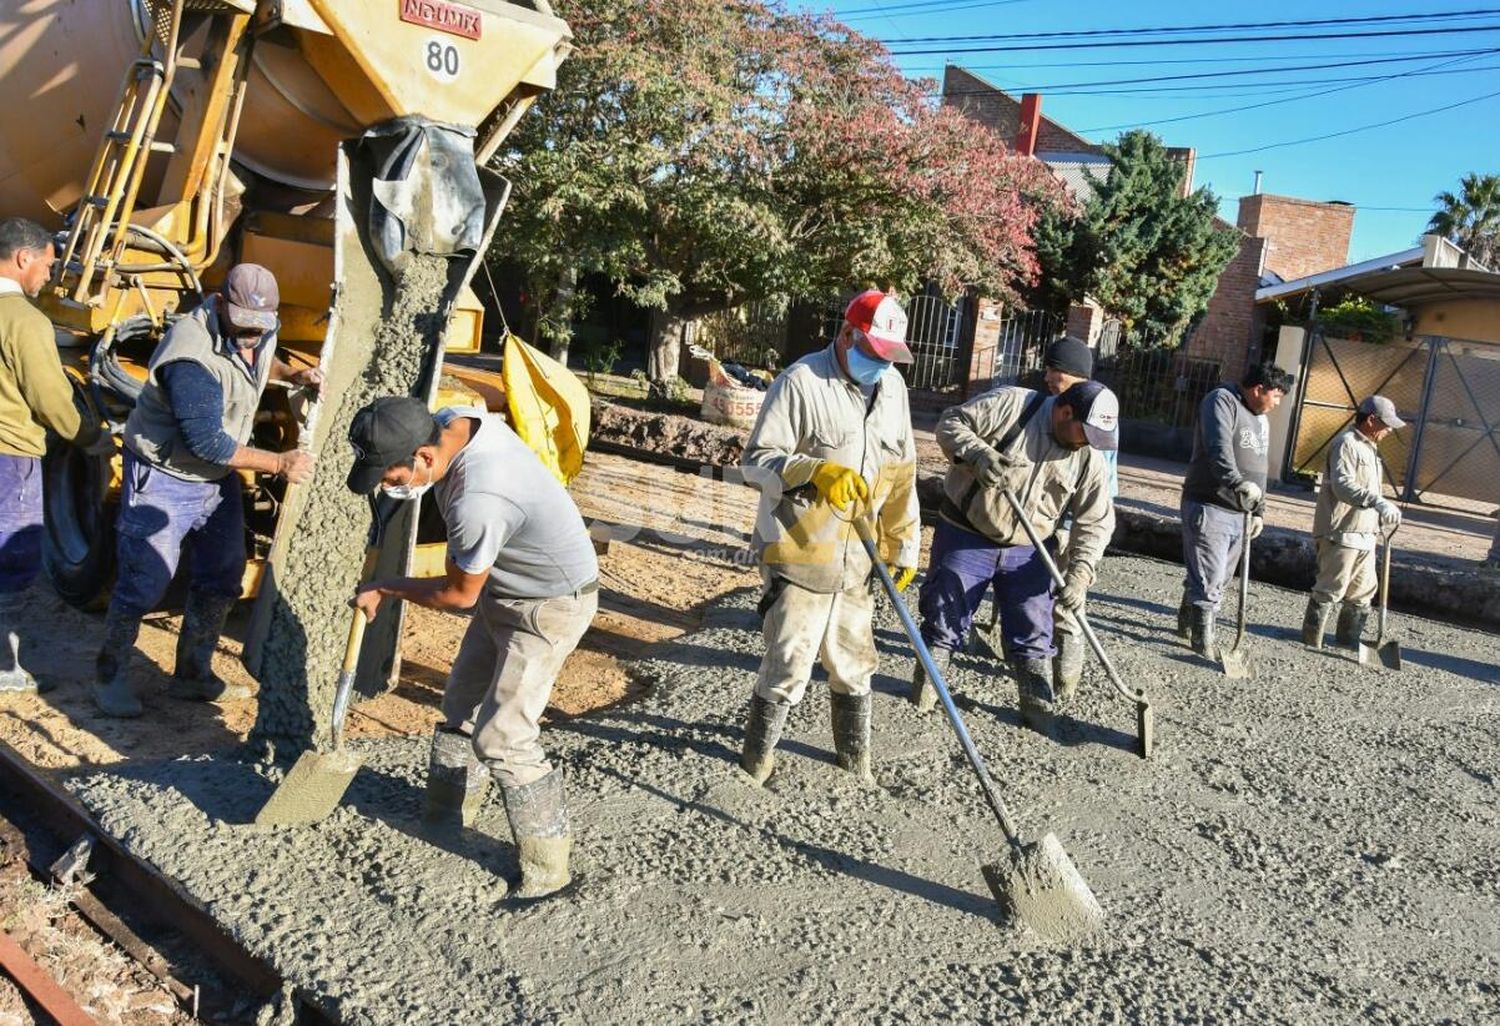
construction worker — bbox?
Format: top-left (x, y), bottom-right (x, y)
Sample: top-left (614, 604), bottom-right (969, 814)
top-left (1177, 364), bottom-right (1296, 657)
top-left (1303, 395), bottom-right (1404, 649)
top-left (0, 217), bottom-right (106, 694)
top-left (94, 264), bottom-right (319, 718)
top-left (738, 289), bottom-right (919, 786)
top-left (917, 379), bottom-right (1118, 736)
top-left (1039, 336), bottom-right (1118, 700)
top-left (346, 396), bottom-right (598, 900)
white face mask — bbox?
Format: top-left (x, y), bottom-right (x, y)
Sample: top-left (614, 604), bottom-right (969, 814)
top-left (381, 459), bottom-right (432, 501)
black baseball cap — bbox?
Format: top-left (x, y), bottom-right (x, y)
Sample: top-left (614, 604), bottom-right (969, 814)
top-left (346, 396), bottom-right (436, 494)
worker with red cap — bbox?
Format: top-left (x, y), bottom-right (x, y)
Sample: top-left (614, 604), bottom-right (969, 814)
top-left (737, 289), bottom-right (921, 786)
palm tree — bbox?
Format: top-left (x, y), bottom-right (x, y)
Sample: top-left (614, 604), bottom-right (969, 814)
top-left (1427, 173), bottom-right (1500, 269)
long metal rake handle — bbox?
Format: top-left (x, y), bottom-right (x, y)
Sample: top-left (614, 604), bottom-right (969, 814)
top-left (852, 520), bottom-right (1022, 848)
top-left (1378, 525), bottom-right (1396, 640)
top-left (999, 490), bottom-right (1148, 712)
top-left (1233, 510), bottom-right (1252, 652)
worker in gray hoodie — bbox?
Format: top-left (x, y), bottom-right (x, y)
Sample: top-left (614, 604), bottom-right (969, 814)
top-left (1177, 363), bottom-right (1296, 657)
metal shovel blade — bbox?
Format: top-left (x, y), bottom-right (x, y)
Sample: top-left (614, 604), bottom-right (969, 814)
top-left (1219, 644), bottom-right (1251, 680)
top-left (982, 832), bottom-right (1105, 944)
top-left (254, 747), bottom-right (363, 827)
top-left (1378, 638), bottom-right (1403, 671)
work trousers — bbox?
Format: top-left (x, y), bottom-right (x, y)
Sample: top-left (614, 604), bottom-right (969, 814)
top-left (1181, 498), bottom-right (1246, 613)
top-left (0, 455), bottom-right (43, 595)
top-left (920, 519), bottom-right (1054, 662)
top-left (1312, 540), bottom-right (1377, 608)
top-left (754, 569), bottom-right (877, 706)
top-left (443, 585), bottom-right (597, 787)
top-left (109, 451), bottom-right (246, 618)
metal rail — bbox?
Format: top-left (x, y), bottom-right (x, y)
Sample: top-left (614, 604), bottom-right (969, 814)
top-left (0, 742), bottom-right (338, 1026)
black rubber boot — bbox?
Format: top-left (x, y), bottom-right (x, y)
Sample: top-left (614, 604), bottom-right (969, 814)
top-left (829, 691), bottom-right (873, 782)
top-left (1189, 605), bottom-right (1217, 659)
top-left (739, 693), bottom-right (790, 785)
top-left (500, 768), bottom-right (572, 900)
top-left (1052, 633), bottom-right (1085, 705)
top-left (169, 592), bottom-right (250, 701)
top-left (424, 728), bottom-right (490, 831)
top-left (93, 610), bottom-right (144, 719)
top-left (1335, 603), bottom-right (1371, 648)
top-left (1010, 657), bottom-right (1056, 738)
top-left (909, 645), bottom-right (952, 713)
top-left (1301, 598), bottom-right (1334, 649)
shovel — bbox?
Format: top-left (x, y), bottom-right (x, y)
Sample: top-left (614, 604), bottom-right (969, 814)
top-left (1218, 512), bottom-right (1253, 680)
top-left (852, 516), bottom-right (1104, 943)
top-left (1360, 528), bottom-right (1402, 671)
top-left (999, 490), bottom-right (1154, 759)
top-left (254, 500), bottom-right (393, 827)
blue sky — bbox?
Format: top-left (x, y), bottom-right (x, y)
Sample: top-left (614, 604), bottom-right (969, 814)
top-left (801, 0), bottom-right (1500, 262)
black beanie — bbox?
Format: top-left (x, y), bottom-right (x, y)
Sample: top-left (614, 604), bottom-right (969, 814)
top-left (1044, 336), bottom-right (1094, 378)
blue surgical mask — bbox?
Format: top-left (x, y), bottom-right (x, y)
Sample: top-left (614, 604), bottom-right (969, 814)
top-left (845, 346), bottom-right (892, 386)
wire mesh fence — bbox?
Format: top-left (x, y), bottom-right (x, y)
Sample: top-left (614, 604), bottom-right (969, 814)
top-left (690, 299), bottom-right (788, 370)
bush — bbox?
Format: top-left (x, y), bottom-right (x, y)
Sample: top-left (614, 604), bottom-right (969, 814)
top-left (1318, 298), bottom-right (1398, 344)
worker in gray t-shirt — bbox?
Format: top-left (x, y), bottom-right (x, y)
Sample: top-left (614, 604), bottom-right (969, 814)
top-left (345, 397), bottom-right (598, 901)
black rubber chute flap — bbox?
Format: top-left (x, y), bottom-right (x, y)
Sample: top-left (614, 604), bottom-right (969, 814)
top-left (362, 116), bottom-right (487, 274)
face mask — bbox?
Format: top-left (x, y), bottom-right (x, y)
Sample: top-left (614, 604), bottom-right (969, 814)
top-left (382, 459), bottom-right (432, 501)
top-left (845, 345), bottom-right (892, 386)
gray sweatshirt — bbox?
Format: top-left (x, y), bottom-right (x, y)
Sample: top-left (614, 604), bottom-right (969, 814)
top-left (1182, 384), bottom-right (1269, 514)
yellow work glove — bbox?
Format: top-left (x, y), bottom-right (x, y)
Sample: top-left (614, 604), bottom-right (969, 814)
top-left (810, 461), bottom-right (869, 511)
top-left (887, 565), bottom-right (916, 592)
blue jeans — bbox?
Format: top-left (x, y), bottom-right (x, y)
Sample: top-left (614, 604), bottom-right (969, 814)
top-left (918, 519), bottom-right (1056, 661)
top-left (0, 454), bottom-right (44, 595)
top-left (1181, 497), bottom-right (1246, 613)
top-left (108, 451), bottom-right (246, 618)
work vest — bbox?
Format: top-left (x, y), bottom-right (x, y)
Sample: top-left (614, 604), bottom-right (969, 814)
top-left (124, 299), bottom-right (275, 482)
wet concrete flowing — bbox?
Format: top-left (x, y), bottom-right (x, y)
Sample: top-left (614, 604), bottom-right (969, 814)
top-left (250, 256), bottom-right (450, 750)
top-left (67, 554), bottom-right (1500, 1023)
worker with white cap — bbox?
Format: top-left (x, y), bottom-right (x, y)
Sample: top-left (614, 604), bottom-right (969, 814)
top-left (1303, 394), bottom-right (1405, 649)
top-left (737, 289), bottom-right (921, 785)
top-left (915, 378), bottom-right (1119, 738)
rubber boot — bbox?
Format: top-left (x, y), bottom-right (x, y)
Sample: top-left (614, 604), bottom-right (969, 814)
top-left (1174, 593), bottom-right (1192, 641)
top-left (1010, 657), bottom-right (1056, 738)
top-left (739, 693), bottom-right (790, 785)
top-left (169, 592), bottom-right (251, 701)
top-left (423, 728), bottom-right (490, 831)
top-left (1052, 633), bottom-right (1085, 705)
top-left (1335, 603), bottom-right (1370, 648)
top-left (93, 610), bottom-right (144, 719)
top-left (500, 768), bottom-right (572, 900)
top-left (909, 645), bottom-right (951, 713)
top-left (1300, 597), bottom-right (1334, 650)
top-left (1188, 605), bottom-right (1217, 659)
top-left (0, 592), bottom-right (40, 694)
top-left (829, 691), bottom-right (873, 782)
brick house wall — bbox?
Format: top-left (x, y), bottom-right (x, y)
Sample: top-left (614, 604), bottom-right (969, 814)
top-left (1237, 194), bottom-right (1354, 282)
top-left (1182, 230), bottom-right (1268, 383)
top-left (941, 66), bottom-right (1104, 156)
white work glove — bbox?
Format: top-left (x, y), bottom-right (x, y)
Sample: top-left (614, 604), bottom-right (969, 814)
top-left (1233, 480), bottom-right (1263, 511)
top-left (970, 445), bottom-right (1018, 488)
top-left (1248, 515), bottom-right (1265, 540)
top-left (1055, 566), bottom-right (1090, 612)
top-left (1374, 498), bottom-right (1401, 528)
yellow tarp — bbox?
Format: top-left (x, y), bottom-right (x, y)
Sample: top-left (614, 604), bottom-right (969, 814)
top-left (502, 334), bottom-right (590, 485)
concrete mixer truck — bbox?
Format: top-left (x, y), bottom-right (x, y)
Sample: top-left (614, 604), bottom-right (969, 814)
top-left (0, 0), bottom-right (589, 731)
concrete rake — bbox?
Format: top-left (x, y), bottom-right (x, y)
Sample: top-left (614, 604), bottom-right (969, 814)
top-left (854, 517), bottom-right (1105, 943)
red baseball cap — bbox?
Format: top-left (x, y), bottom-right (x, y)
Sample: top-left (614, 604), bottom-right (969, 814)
top-left (844, 290), bottom-right (913, 364)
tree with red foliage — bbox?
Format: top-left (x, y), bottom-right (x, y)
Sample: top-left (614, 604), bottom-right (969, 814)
top-left (490, 0), bottom-right (1064, 387)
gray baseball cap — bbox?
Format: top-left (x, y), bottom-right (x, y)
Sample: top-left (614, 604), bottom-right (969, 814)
top-left (221, 263), bottom-right (280, 334)
top-left (1358, 394), bottom-right (1406, 430)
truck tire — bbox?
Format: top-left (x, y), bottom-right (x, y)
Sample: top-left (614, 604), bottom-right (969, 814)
top-left (42, 391), bottom-right (117, 610)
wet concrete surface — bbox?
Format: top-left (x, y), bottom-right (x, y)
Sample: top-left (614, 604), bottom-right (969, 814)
top-left (65, 555), bottom-right (1500, 1024)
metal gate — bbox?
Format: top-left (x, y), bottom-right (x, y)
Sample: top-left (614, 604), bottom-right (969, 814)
top-left (818, 293), bottom-right (969, 390)
top-left (991, 309), bottom-right (1064, 386)
top-left (1287, 331), bottom-right (1500, 510)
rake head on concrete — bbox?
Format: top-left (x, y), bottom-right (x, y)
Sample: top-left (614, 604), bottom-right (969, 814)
top-left (982, 833), bottom-right (1105, 944)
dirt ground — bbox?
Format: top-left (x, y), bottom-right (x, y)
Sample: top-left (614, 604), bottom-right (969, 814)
top-left (0, 451), bottom-right (760, 772)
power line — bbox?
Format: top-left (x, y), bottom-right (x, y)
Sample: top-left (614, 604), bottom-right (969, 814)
top-left (878, 8), bottom-right (1500, 45)
top-left (833, 0), bottom-right (1036, 20)
top-left (887, 23), bottom-right (1500, 56)
top-left (900, 47), bottom-right (1499, 73)
top-left (1197, 86), bottom-right (1500, 159)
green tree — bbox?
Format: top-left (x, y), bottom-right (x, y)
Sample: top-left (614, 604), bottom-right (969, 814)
top-left (1035, 130), bottom-right (1240, 348)
top-left (1427, 172), bottom-right (1500, 268)
top-left (490, 0), bottom-right (1062, 390)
